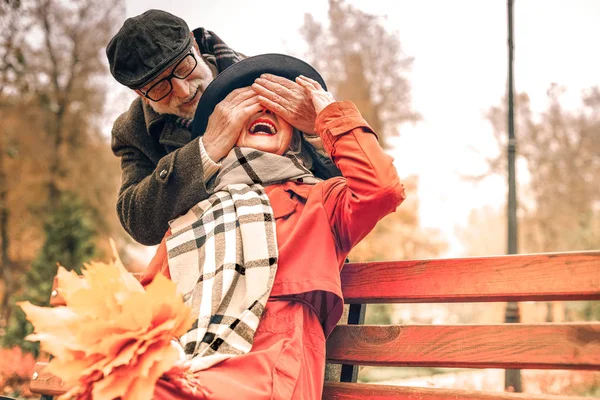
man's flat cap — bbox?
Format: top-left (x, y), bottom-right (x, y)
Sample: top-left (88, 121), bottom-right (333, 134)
top-left (106, 9), bottom-right (193, 89)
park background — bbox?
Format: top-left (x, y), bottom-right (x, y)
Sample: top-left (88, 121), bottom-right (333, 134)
top-left (0, 0), bottom-right (598, 397)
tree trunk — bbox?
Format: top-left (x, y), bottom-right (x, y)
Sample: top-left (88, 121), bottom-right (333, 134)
top-left (47, 109), bottom-right (64, 209)
top-left (0, 132), bottom-right (15, 328)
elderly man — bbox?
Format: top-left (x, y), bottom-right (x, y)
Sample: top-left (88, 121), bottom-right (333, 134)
top-left (106, 9), bottom-right (334, 245)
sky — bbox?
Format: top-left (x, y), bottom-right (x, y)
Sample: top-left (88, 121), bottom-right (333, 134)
top-left (121, 0), bottom-right (600, 257)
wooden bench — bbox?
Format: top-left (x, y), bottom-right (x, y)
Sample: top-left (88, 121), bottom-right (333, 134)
top-left (30, 251), bottom-right (600, 399)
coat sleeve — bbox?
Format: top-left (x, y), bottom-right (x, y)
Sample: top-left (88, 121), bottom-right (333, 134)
top-left (111, 123), bottom-right (211, 246)
top-left (316, 101), bottom-right (406, 253)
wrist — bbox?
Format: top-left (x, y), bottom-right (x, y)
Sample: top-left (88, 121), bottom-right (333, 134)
top-left (202, 138), bottom-right (226, 162)
top-left (303, 123), bottom-right (316, 135)
top-left (199, 138), bottom-right (222, 181)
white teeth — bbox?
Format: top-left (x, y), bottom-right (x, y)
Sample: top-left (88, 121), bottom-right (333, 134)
top-left (250, 121), bottom-right (277, 134)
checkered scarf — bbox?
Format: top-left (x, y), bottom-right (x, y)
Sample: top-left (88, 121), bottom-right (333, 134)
top-left (194, 27), bottom-right (244, 72)
top-left (165, 147), bottom-right (319, 371)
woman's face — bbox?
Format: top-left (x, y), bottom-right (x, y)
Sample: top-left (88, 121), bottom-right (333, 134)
top-left (236, 109), bottom-right (294, 155)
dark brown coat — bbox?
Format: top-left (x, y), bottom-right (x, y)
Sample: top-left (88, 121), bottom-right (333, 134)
top-left (111, 97), bottom-right (211, 245)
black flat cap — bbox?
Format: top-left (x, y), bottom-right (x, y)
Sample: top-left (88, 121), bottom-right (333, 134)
top-left (191, 53), bottom-right (327, 136)
top-left (106, 9), bottom-right (192, 89)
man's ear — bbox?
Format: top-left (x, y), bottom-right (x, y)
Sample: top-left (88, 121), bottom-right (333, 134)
top-left (191, 33), bottom-right (200, 53)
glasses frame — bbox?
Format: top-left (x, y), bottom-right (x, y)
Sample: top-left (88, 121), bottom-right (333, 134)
top-left (140, 50), bottom-right (198, 102)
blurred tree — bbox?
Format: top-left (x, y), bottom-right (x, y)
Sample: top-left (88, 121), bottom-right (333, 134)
top-left (364, 304), bottom-right (393, 325)
top-left (465, 85), bottom-right (600, 324)
top-left (27, 0), bottom-right (123, 209)
top-left (3, 192), bottom-right (97, 353)
top-left (455, 206), bottom-right (506, 257)
top-left (0, 0), bottom-right (125, 339)
top-left (485, 85), bottom-right (600, 253)
top-left (350, 176), bottom-right (447, 263)
top-left (301, 0), bottom-right (419, 148)
top-left (0, 0), bottom-right (37, 334)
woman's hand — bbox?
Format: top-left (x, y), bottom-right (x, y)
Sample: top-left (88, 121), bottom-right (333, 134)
top-left (295, 75), bottom-right (336, 116)
top-left (252, 74), bottom-right (318, 134)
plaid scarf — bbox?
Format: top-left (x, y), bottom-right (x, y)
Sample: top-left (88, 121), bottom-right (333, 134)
top-left (166, 148), bottom-right (319, 371)
top-left (194, 28), bottom-right (244, 72)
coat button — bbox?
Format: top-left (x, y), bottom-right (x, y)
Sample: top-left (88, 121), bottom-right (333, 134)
top-left (159, 169), bottom-right (168, 179)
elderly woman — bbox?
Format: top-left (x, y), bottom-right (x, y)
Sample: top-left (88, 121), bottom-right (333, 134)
top-left (137, 54), bottom-right (406, 399)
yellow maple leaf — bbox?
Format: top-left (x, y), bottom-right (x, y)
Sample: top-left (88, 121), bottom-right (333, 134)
top-left (19, 240), bottom-right (195, 399)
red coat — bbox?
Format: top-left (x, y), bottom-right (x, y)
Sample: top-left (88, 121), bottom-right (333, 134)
top-left (146, 101), bottom-right (405, 399)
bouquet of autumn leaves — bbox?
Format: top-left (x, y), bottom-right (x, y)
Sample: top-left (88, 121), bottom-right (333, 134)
top-left (19, 241), bottom-right (199, 399)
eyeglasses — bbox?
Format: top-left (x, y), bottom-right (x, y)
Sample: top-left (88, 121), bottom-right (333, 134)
top-left (140, 50), bottom-right (198, 102)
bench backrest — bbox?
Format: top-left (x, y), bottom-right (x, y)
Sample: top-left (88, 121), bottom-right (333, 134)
top-left (323, 251), bottom-right (600, 399)
top-left (30, 251), bottom-right (600, 399)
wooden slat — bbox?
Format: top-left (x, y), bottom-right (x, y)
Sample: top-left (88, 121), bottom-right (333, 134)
top-left (326, 323), bottom-right (600, 370)
top-left (341, 251), bottom-right (600, 303)
top-left (30, 362), bottom-right (68, 396)
top-left (323, 382), bottom-right (590, 400)
top-left (30, 364), bottom-right (593, 399)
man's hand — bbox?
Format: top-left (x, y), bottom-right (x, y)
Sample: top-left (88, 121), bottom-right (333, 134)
top-left (295, 75), bottom-right (335, 116)
top-left (202, 87), bottom-right (263, 162)
top-left (252, 74), bottom-right (317, 134)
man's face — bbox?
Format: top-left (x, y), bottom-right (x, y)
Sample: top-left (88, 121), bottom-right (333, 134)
top-left (236, 109), bottom-right (294, 155)
top-left (137, 45), bottom-right (214, 119)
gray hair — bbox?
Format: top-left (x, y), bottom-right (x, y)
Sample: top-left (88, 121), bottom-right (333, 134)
top-left (286, 129), bottom-right (313, 169)
top-left (285, 128), bottom-right (341, 180)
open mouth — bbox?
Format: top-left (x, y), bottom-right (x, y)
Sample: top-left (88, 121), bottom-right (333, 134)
top-left (249, 118), bottom-right (277, 135)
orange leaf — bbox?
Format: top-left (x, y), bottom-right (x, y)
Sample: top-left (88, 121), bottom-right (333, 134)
top-left (20, 243), bottom-right (195, 398)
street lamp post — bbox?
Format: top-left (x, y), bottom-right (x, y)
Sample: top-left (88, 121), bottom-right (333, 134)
top-left (505, 0), bottom-right (522, 393)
